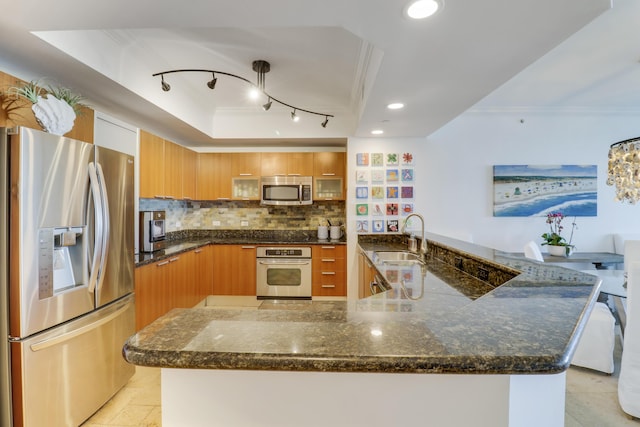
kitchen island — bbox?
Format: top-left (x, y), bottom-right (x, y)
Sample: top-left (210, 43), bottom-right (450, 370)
top-left (123, 233), bottom-right (602, 427)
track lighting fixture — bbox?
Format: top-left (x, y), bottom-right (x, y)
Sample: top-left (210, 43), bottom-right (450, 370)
top-left (206, 73), bottom-right (217, 90)
top-left (161, 75), bottom-right (170, 92)
top-left (153, 60), bottom-right (333, 127)
top-left (262, 97), bottom-right (272, 111)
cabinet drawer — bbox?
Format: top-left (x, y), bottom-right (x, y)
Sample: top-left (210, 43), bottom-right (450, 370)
top-left (312, 270), bottom-right (346, 296)
top-left (313, 257), bottom-right (345, 272)
top-left (314, 245), bottom-right (345, 259)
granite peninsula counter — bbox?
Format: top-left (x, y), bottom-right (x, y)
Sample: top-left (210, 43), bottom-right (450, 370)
top-left (124, 233), bottom-right (603, 427)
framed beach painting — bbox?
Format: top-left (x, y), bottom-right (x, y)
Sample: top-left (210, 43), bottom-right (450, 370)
top-left (493, 165), bottom-right (597, 217)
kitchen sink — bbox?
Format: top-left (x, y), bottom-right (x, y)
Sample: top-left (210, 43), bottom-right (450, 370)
top-left (373, 251), bottom-right (425, 265)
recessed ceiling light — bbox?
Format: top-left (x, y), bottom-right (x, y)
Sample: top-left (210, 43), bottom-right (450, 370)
top-left (405, 0), bottom-right (442, 19)
top-left (371, 130), bottom-right (384, 135)
top-left (387, 103), bottom-right (404, 110)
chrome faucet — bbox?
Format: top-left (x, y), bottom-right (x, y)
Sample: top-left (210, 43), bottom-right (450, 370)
top-left (401, 213), bottom-right (426, 254)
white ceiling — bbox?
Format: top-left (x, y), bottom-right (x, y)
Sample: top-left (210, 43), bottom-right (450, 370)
top-left (1, 0), bottom-right (634, 149)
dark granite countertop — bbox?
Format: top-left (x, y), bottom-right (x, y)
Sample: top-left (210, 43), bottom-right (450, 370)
top-left (135, 229), bottom-right (347, 267)
top-left (124, 233), bottom-right (602, 375)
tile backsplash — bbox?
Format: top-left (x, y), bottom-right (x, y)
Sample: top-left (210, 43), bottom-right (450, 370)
top-left (139, 199), bottom-right (346, 232)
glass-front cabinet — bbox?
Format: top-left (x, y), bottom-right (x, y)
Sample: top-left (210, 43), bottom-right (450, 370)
top-left (232, 177), bottom-right (260, 200)
top-left (314, 177), bottom-right (344, 200)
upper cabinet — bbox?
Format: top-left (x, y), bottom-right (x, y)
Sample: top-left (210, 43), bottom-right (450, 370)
top-left (314, 152), bottom-right (345, 177)
top-left (197, 153), bottom-right (232, 200)
top-left (231, 153), bottom-right (261, 176)
top-left (261, 152), bottom-right (314, 176)
top-left (139, 130), bottom-right (165, 199)
top-left (182, 147), bottom-right (197, 200)
top-left (313, 152), bottom-right (346, 201)
top-left (139, 129), bottom-right (195, 200)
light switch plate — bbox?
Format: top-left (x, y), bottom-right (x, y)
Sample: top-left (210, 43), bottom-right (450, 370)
top-left (212, 220), bottom-right (221, 226)
top-left (241, 220), bottom-right (249, 227)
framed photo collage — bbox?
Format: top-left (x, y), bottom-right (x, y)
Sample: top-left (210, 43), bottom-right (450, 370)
top-left (355, 152), bottom-right (415, 234)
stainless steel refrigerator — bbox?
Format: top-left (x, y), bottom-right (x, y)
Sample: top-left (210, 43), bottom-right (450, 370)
top-left (0, 127), bottom-right (135, 426)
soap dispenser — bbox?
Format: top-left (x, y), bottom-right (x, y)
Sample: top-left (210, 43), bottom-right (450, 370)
top-left (408, 234), bottom-right (418, 252)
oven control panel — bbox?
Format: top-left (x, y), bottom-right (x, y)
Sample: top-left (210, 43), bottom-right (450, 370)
top-left (257, 247), bottom-right (311, 258)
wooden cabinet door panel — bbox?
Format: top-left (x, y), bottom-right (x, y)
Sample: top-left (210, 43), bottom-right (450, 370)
top-left (198, 153), bottom-right (232, 200)
top-left (231, 153), bottom-right (261, 176)
top-left (139, 130), bottom-right (164, 199)
top-left (182, 147), bottom-right (197, 200)
top-left (314, 152), bottom-right (345, 177)
top-left (163, 140), bottom-right (183, 199)
top-left (287, 152), bottom-right (314, 176)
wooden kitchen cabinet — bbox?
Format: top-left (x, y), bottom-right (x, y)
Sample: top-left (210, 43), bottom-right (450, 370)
top-left (312, 245), bottom-right (346, 297)
top-left (182, 147), bottom-right (198, 200)
top-left (139, 129), bottom-right (165, 199)
top-left (134, 247), bottom-right (213, 331)
top-left (314, 152), bottom-right (345, 177)
top-left (261, 152), bottom-right (314, 176)
top-left (163, 139), bottom-right (183, 199)
top-left (197, 153), bottom-right (232, 200)
top-left (139, 129), bottom-right (187, 199)
top-left (231, 153), bottom-right (262, 176)
top-left (211, 245), bottom-right (257, 295)
top-left (358, 248), bottom-right (378, 299)
top-left (313, 152), bottom-right (345, 200)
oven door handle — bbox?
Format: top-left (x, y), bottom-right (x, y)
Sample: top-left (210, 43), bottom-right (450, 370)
top-left (257, 259), bottom-right (311, 266)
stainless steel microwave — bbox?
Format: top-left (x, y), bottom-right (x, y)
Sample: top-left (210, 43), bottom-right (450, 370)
top-left (260, 176), bottom-right (313, 205)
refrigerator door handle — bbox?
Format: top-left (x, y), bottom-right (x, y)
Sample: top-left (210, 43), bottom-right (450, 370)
top-left (29, 303), bottom-right (130, 352)
top-left (87, 162), bottom-right (104, 294)
top-left (95, 162), bottom-right (110, 293)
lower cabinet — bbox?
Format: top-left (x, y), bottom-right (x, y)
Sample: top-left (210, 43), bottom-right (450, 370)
top-left (135, 245), bottom-right (213, 331)
top-left (358, 248), bottom-right (378, 299)
top-left (211, 245), bottom-right (257, 295)
top-left (312, 245), bottom-right (346, 297)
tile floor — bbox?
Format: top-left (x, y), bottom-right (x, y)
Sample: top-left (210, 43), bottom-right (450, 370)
top-left (81, 300), bottom-right (639, 427)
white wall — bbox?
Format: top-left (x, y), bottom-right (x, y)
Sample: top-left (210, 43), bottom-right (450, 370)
top-left (346, 112), bottom-right (640, 296)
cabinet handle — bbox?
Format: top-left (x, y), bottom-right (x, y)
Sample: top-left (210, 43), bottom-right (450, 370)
top-left (288, 173), bottom-right (301, 176)
top-left (216, 197), bottom-right (231, 200)
top-left (323, 198), bottom-right (334, 200)
top-left (322, 258), bottom-right (336, 262)
top-left (157, 261), bottom-right (169, 267)
top-left (239, 173), bottom-right (252, 176)
top-left (321, 246), bottom-right (336, 249)
top-left (164, 196), bottom-right (175, 200)
top-left (322, 173), bottom-right (336, 176)
top-left (321, 284), bottom-right (336, 288)
top-left (195, 249), bottom-right (202, 254)
top-left (321, 271), bottom-right (336, 275)
top-left (169, 257), bottom-right (180, 262)
top-left (241, 246), bottom-right (256, 249)
top-left (154, 195), bottom-right (165, 199)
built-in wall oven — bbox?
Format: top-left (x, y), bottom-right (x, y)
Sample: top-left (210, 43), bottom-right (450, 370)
top-left (256, 247), bottom-right (312, 299)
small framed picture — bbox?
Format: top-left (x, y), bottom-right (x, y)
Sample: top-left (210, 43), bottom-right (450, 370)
top-left (356, 153), bottom-right (369, 166)
top-left (386, 153), bottom-right (399, 166)
top-left (386, 219), bottom-right (399, 232)
top-left (356, 220), bottom-right (369, 233)
top-left (356, 186), bottom-right (369, 199)
top-left (401, 169), bottom-right (414, 182)
top-left (372, 220), bottom-right (385, 233)
top-left (387, 186), bottom-right (399, 198)
top-left (372, 153), bottom-right (384, 167)
top-left (356, 204), bottom-right (368, 216)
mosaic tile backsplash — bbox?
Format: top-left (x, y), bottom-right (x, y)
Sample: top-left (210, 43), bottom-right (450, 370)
top-left (139, 199), bottom-right (346, 233)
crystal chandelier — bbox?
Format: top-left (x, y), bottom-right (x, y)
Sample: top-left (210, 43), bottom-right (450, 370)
top-left (607, 137), bottom-right (640, 204)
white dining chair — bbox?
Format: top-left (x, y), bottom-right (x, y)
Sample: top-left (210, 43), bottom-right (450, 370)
top-left (523, 240), bottom-right (615, 373)
top-left (618, 257), bottom-right (640, 418)
top-left (523, 241), bottom-right (544, 262)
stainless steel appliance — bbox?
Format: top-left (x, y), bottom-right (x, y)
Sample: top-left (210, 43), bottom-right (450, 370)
top-left (0, 127), bottom-right (135, 427)
top-left (260, 176), bottom-right (313, 206)
top-left (139, 210), bottom-right (166, 252)
top-left (256, 247), bottom-right (312, 299)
